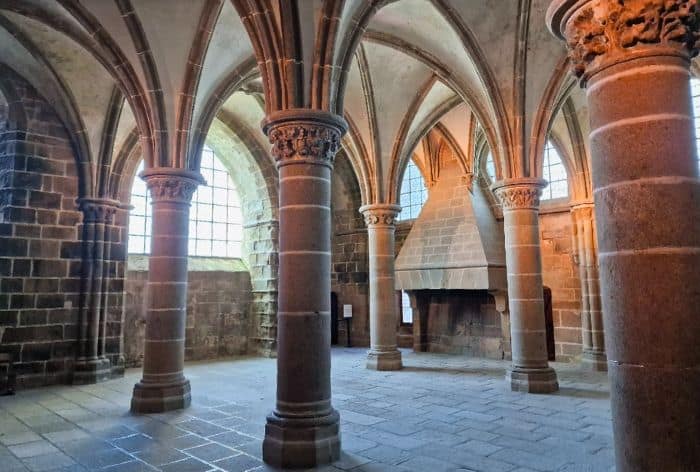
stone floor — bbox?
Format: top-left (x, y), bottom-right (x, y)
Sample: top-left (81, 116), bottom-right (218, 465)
top-left (0, 348), bottom-right (615, 472)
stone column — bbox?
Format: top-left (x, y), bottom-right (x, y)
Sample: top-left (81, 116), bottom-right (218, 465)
top-left (571, 202), bottom-right (606, 371)
top-left (360, 204), bottom-right (403, 370)
top-left (261, 110), bottom-right (346, 469)
top-left (130, 168), bottom-right (203, 414)
top-left (410, 291), bottom-right (429, 352)
top-left (490, 290), bottom-right (512, 361)
top-left (492, 179), bottom-right (558, 393)
top-left (73, 198), bottom-right (119, 384)
top-left (548, 1), bottom-right (700, 469)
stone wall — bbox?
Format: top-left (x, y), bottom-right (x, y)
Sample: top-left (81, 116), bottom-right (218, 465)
top-left (411, 290), bottom-right (504, 359)
top-left (539, 209), bottom-right (583, 362)
top-left (243, 221), bottom-right (278, 357)
top-left (100, 207), bottom-right (129, 373)
top-left (123, 258), bottom-right (252, 366)
top-left (0, 74), bottom-right (85, 388)
top-left (331, 154), bottom-right (369, 347)
top-left (206, 120), bottom-right (279, 358)
top-left (395, 221), bottom-right (412, 254)
top-left (122, 270), bottom-right (146, 367)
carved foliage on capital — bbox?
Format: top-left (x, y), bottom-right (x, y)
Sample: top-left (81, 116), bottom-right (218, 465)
top-left (565, 0), bottom-right (700, 78)
top-left (268, 122), bottom-right (341, 165)
top-left (145, 176), bottom-right (199, 204)
top-left (494, 186), bottom-right (542, 210)
top-left (363, 209), bottom-right (399, 227)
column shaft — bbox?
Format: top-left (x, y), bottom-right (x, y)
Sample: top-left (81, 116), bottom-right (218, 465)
top-left (98, 215), bottom-right (112, 361)
top-left (548, 1), bottom-right (700, 468)
top-left (361, 204), bottom-right (402, 370)
top-left (490, 291), bottom-right (512, 361)
top-left (589, 55), bottom-right (700, 471)
top-left (572, 203), bottom-right (606, 370)
top-left (262, 110), bottom-right (346, 469)
top-left (73, 199), bottom-right (118, 384)
top-left (131, 168), bottom-right (203, 414)
top-left (410, 291), bottom-right (429, 352)
top-left (493, 179), bottom-right (558, 393)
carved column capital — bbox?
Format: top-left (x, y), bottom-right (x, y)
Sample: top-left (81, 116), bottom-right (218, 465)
top-left (491, 178), bottom-right (547, 211)
top-left (78, 198), bottom-right (120, 224)
top-left (547, 0), bottom-right (700, 83)
top-left (262, 109), bottom-right (347, 168)
top-left (359, 204), bottom-right (402, 228)
top-left (140, 167), bottom-right (205, 204)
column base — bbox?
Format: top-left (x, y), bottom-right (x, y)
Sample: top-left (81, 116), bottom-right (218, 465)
top-left (581, 350), bottom-right (608, 372)
top-left (110, 356), bottom-right (126, 378)
top-left (263, 409), bottom-right (340, 469)
top-left (507, 366), bottom-right (559, 393)
top-left (130, 378), bottom-right (191, 414)
top-left (72, 358), bottom-right (112, 385)
top-left (366, 349), bottom-right (402, 371)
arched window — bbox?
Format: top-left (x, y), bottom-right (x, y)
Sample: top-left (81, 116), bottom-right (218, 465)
top-left (692, 78), bottom-right (700, 169)
top-left (398, 159), bottom-right (428, 221)
top-left (128, 161), bottom-right (151, 254)
top-left (400, 291), bottom-right (413, 324)
top-left (484, 150), bottom-right (496, 182)
top-left (542, 140), bottom-right (569, 201)
top-left (128, 146), bottom-right (244, 257)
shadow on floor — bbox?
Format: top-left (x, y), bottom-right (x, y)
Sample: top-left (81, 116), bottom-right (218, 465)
top-left (401, 365), bottom-right (507, 377)
top-left (555, 386), bottom-right (610, 400)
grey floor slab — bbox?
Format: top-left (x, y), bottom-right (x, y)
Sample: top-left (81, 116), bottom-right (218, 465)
top-left (0, 348), bottom-right (614, 471)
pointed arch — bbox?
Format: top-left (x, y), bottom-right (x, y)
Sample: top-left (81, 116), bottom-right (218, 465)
top-left (176, 0), bottom-right (225, 169)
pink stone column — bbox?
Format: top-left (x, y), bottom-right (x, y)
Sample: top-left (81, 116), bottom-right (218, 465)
top-left (549, 1), bottom-right (700, 469)
top-left (571, 202), bottom-right (606, 371)
top-left (360, 204), bottom-right (402, 371)
top-left (492, 179), bottom-right (558, 393)
top-left (261, 110), bottom-right (346, 469)
top-left (130, 168), bottom-right (203, 414)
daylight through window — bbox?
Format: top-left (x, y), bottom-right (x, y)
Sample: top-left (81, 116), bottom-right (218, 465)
top-left (128, 146), bottom-right (243, 257)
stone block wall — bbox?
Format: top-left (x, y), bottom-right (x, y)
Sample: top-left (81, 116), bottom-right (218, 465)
top-left (539, 209), bottom-right (583, 361)
top-left (206, 120), bottom-right (279, 358)
top-left (186, 271), bottom-right (252, 360)
top-left (395, 222), bottom-right (412, 254)
top-left (123, 261), bottom-right (253, 366)
top-left (122, 270), bottom-right (146, 367)
top-left (0, 75), bottom-right (84, 388)
top-left (332, 224), bottom-right (369, 347)
top-left (331, 154), bottom-right (369, 347)
top-left (395, 222), bottom-right (414, 348)
top-left (411, 290), bottom-right (505, 359)
top-left (243, 221), bottom-right (278, 357)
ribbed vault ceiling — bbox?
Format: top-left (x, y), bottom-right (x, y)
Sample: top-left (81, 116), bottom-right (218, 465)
top-left (0, 0), bottom-right (593, 202)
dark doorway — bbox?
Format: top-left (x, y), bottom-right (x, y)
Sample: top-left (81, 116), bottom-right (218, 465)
top-left (330, 292), bottom-right (339, 345)
top-left (543, 286), bottom-right (555, 361)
